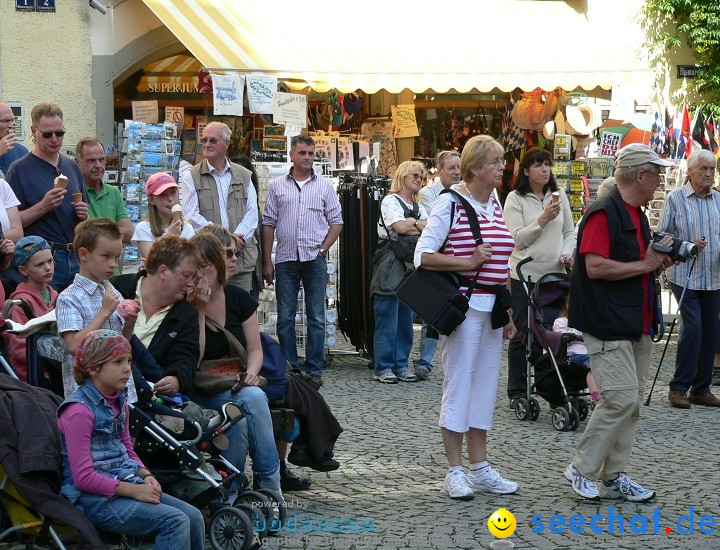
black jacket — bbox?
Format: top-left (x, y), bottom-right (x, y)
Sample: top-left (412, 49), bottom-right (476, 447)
top-left (111, 271), bottom-right (199, 394)
top-left (569, 186), bottom-right (652, 341)
top-left (0, 376), bottom-right (103, 548)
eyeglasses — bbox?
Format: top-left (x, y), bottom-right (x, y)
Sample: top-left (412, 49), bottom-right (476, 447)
top-left (170, 267), bottom-right (197, 282)
top-left (200, 137), bottom-right (225, 145)
top-left (38, 130), bottom-right (66, 139)
top-left (485, 159), bottom-right (507, 168)
top-left (409, 173), bottom-right (424, 180)
top-left (225, 249), bottom-right (241, 259)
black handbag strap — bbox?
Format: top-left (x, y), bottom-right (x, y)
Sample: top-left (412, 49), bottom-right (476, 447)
top-left (439, 188), bottom-right (488, 299)
top-left (392, 195), bottom-right (420, 219)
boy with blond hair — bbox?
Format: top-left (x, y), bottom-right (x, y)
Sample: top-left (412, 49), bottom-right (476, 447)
top-left (56, 218), bottom-right (138, 398)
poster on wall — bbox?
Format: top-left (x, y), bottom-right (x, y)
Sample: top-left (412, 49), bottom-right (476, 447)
top-left (132, 101), bottom-right (159, 124)
top-left (599, 132), bottom-right (623, 157)
top-left (337, 138), bottom-right (354, 170)
top-left (246, 74), bottom-right (277, 114)
top-left (391, 105), bottom-right (419, 138)
top-left (165, 106), bottom-right (184, 126)
top-left (212, 74), bottom-right (245, 116)
top-left (314, 136), bottom-right (337, 169)
top-left (272, 92), bottom-right (307, 128)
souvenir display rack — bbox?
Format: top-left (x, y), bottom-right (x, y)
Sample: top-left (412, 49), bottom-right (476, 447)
top-left (118, 121), bottom-right (181, 267)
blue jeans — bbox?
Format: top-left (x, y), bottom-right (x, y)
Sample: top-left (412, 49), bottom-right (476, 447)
top-left (669, 284), bottom-right (720, 395)
top-left (373, 294), bottom-right (413, 376)
top-left (276, 258), bottom-right (327, 377)
top-left (51, 250), bottom-right (79, 292)
top-left (75, 491), bottom-right (204, 550)
top-left (190, 386), bottom-right (280, 492)
top-left (413, 322), bottom-right (438, 372)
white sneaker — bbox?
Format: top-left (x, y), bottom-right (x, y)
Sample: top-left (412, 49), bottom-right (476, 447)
top-left (602, 473), bottom-right (655, 503)
top-left (374, 371), bottom-right (398, 384)
top-left (443, 470), bottom-right (474, 500)
top-left (466, 465), bottom-right (519, 494)
top-left (564, 463), bottom-right (600, 501)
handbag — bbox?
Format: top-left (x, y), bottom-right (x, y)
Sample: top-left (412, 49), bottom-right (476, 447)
top-left (192, 318), bottom-right (248, 395)
top-left (379, 195), bottom-right (421, 262)
top-left (396, 189), bottom-right (501, 335)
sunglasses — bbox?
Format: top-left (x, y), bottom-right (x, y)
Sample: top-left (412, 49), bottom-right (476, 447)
top-left (225, 249), bottom-right (241, 259)
top-left (200, 137), bottom-right (224, 145)
top-left (39, 130), bottom-right (66, 139)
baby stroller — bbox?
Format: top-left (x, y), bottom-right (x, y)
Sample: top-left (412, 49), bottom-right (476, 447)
top-left (514, 258), bottom-right (590, 432)
top-left (129, 395), bottom-right (287, 550)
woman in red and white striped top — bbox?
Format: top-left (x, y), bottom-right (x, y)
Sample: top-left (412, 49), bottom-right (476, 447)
top-left (414, 135), bottom-right (518, 501)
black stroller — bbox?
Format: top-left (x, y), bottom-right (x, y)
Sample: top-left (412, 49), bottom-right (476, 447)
top-left (513, 257), bottom-right (590, 432)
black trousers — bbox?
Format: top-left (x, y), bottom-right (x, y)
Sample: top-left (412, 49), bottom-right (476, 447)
top-left (507, 277), bottom-right (535, 399)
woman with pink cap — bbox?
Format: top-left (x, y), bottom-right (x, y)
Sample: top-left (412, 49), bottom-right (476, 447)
top-left (132, 172), bottom-right (195, 261)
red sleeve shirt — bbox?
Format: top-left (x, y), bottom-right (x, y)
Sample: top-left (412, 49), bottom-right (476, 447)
top-left (579, 205), bottom-right (652, 334)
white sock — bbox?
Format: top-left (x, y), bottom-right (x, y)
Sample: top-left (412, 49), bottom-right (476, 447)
top-left (448, 466), bottom-right (464, 475)
top-left (470, 461), bottom-right (489, 474)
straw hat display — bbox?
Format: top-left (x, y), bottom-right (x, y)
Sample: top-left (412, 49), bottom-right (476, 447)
top-left (554, 110), bottom-right (567, 135)
top-left (564, 104), bottom-right (601, 136)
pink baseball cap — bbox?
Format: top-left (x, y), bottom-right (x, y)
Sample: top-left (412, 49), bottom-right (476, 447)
top-left (145, 172), bottom-right (178, 196)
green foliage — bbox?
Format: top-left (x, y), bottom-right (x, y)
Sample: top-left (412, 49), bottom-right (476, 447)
top-left (644, 0), bottom-right (720, 113)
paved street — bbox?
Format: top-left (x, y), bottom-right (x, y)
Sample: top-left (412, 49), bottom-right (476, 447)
top-left (267, 330), bottom-right (720, 550)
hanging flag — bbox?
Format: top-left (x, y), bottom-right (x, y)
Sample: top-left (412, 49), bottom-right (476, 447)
top-left (649, 111), bottom-right (664, 155)
top-left (678, 104), bottom-right (690, 158)
top-left (690, 107), bottom-right (708, 154)
top-left (707, 114), bottom-right (719, 156)
top-left (664, 107), bottom-right (676, 158)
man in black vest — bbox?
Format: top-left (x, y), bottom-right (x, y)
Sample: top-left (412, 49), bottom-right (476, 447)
top-left (564, 144), bottom-right (673, 503)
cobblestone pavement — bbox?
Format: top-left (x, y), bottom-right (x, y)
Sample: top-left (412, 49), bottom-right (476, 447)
top-left (265, 330), bottom-right (720, 550)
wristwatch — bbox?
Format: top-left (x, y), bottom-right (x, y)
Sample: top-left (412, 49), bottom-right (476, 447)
top-left (318, 248), bottom-right (327, 257)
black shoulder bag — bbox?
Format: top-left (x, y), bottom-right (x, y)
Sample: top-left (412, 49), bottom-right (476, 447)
top-left (395, 189), bottom-right (484, 336)
top-left (379, 195), bottom-right (421, 262)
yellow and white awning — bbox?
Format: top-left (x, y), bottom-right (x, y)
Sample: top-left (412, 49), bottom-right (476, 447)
top-left (141, 0), bottom-right (653, 94)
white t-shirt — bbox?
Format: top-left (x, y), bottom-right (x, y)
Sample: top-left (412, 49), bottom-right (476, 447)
top-left (131, 220), bottom-right (196, 244)
top-left (0, 178), bottom-right (20, 233)
top-left (295, 177), bottom-right (311, 189)
top-left (378, 194), bottom-right (428, 239)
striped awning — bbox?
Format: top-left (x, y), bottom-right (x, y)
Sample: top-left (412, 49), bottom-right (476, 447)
top-left (141, 0), bottom-right (653, 94)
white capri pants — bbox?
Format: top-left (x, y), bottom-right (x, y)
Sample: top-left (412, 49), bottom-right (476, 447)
top-left (439, 308), bottom-right (503, 432)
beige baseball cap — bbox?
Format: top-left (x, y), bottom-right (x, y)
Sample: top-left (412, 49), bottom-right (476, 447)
top-left (614, 143), bottom-right (673, 168)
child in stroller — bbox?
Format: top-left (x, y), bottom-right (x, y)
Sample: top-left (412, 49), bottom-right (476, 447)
top-left (57, 329), bottom-right (206, 550)
top-left (552, 294), bottom-right (600, 406)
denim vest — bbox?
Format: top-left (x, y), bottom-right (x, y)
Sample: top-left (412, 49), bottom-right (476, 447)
top-left (58, 381), bottom-right (140, 503)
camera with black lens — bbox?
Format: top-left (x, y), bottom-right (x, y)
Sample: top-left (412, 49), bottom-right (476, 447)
top-left (651, 231), bottom-right (699, 262)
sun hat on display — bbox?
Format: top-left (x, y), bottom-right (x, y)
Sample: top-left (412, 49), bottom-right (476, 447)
top-left (564, 105), bottom-right (600, 136)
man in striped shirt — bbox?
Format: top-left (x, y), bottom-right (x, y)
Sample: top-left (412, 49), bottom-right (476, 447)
top-left (659, 149), bottom-right (720, 409)
top-left (262, 135), bottom-right (343, 386)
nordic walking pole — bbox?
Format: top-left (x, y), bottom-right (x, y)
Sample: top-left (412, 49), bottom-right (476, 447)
top-left (645, 256), bottom-right (696, 406)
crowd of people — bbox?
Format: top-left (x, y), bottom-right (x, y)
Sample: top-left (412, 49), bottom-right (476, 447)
top-left (2, 97), bottom-right (720, 546)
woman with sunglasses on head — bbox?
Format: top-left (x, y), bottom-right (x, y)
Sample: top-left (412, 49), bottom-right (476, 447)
top-left (132, 172), bottom-right (195, 263)
top-left (371, 160), bottom-right (429, 384)
top-left (503, 148), bottom-right (576, 409)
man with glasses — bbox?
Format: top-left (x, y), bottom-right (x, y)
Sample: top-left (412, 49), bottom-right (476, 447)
top-left (179, 121), bottom-right (259, 296)
top-left (262, 135), bottom-right (343, 386)
top-left (564, 144), bottom-right (673, 502)
top-left (413, 150), bottom-right (461, 380)
top-left (6, 102), bottom-right (88, 291)
top-left (0, 102), bottom-right (28, 178)
top-left (658, 149), bottom-right (720, 409)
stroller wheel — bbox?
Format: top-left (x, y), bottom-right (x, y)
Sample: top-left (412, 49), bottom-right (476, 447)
top-left (209, 506), bottom-right (254, 550)
top-left (528, 398), bottom-right (540, 421)
top-left (577, 399), bottom-right (589, 421)
top-left (255, 488), bottom-right (287, 535)
top-left (235, 502), bottom-right (268, 540)
top-left (551, 407), bottom-right (570, 431)
top-left (514, 398), bottom-right (530, 421)
top-left (234, 490), bottom-right (274, 528)
top-left (568, 408), bottom-right (580, 431)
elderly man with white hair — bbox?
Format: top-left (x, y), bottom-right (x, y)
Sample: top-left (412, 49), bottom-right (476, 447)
top-left (659, 148), bottom-right (720, 409)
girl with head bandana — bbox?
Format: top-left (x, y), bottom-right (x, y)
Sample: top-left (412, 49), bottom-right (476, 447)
top-left (57, 329), bottom-right (205, 549)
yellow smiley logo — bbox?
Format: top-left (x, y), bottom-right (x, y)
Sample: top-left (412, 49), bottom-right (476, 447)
top-left (487, 508), bottom-right (516, 539)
